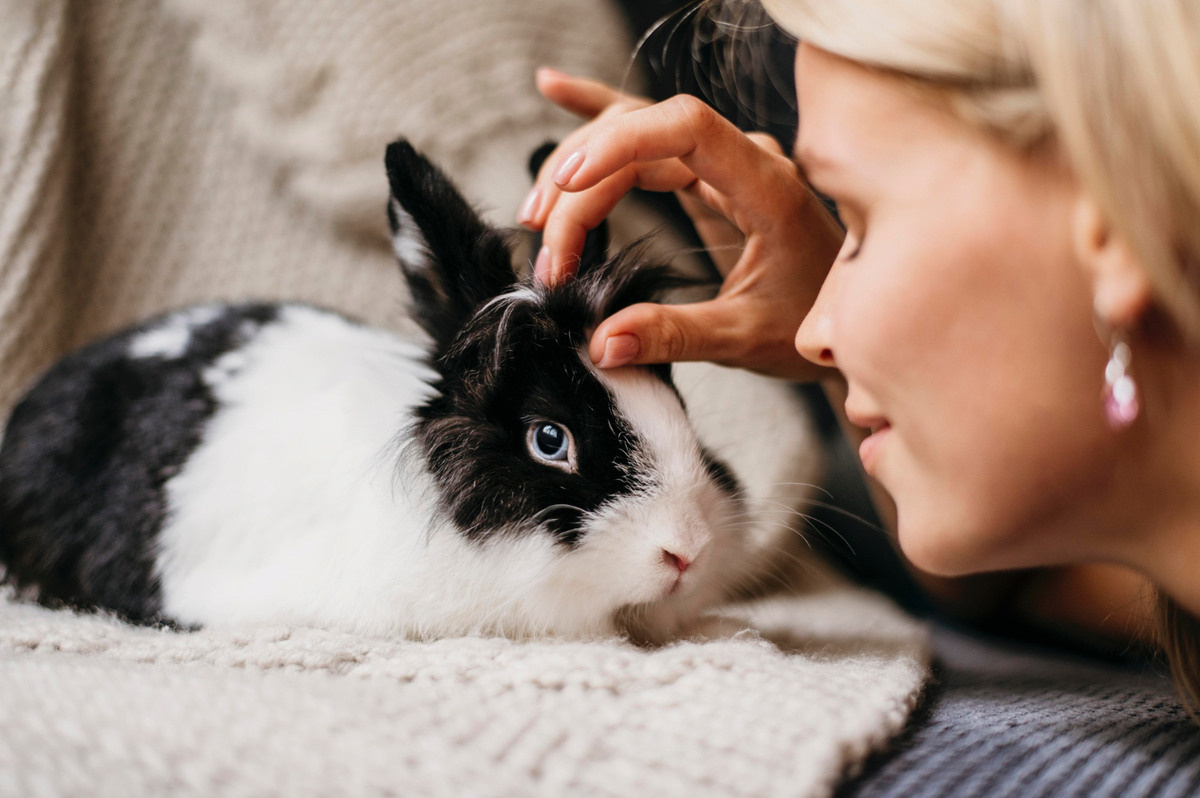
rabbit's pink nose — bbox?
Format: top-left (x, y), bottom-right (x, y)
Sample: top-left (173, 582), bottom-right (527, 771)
top-left (661, 549), bottom-right (691, 574)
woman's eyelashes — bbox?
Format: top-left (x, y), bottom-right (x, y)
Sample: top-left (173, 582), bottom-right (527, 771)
top-left (841, 229), bottom-right (864, 261)
top-left (829, 200), bottom-right (865, 261)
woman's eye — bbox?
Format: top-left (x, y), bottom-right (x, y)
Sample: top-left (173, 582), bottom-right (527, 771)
top-left (527, 422), bottom-right (576, 470)
top-left (827, 199), bottom-right (864, 261)
top-left (841, 231), bottom-right (864, 261)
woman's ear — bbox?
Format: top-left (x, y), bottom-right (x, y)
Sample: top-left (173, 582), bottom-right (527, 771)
top-left (1073, 194), bottom-right (1152, 328)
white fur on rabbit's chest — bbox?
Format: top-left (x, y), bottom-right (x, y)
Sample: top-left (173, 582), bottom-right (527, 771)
top-left (153, 306), bottom-right (446, 634)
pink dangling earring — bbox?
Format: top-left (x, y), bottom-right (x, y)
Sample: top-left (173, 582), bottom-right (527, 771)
top-left (1103, 333), bottom-right (1139, 428)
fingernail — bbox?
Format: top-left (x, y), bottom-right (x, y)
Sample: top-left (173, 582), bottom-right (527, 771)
top-left (533, 246), bottom-right (551, 284)
top-left (553, 148), bottom-right (585, 187)
top-left (597, 334), bottom-right (640, 368)
top-left (537, 66), bottom-right (567, 81)
top-left (518, 187), bottom-right (542, 226)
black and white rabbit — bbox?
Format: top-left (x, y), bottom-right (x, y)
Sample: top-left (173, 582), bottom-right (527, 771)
top-left (0, 140), bottom-right (815, 641)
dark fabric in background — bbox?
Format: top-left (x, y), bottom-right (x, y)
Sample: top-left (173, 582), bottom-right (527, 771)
top-left (843, 625), bottom-right (1200, 797)
top-left (612, 3), bottom-right (1200, 795)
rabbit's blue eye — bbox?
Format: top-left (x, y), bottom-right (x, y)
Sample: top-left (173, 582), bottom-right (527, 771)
top-left (533, 424), bottom-right (568, 459)
top-left (527, 422), bottom-right (574, 469)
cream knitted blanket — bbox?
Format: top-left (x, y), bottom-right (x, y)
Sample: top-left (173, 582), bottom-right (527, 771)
top-left (0, 587), bottom-right (926, 797)
top-left (0, 1), bottom-right (928, 794)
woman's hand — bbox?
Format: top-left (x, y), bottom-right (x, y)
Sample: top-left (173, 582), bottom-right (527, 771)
top-left (523, 68), bottom-right (845, 381)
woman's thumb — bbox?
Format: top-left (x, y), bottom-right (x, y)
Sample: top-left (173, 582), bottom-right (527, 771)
top-left (588, 300), bottom-right (739, 368)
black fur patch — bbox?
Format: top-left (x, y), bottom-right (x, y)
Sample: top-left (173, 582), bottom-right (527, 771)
top-left (413, 248), bottom-right (717, 546)
top-left (0, 304), bottom-right (279, 622)
top-left (701, 449), bottom-right (740, 497)
top-left (416, 348), bottom-right (640, 545)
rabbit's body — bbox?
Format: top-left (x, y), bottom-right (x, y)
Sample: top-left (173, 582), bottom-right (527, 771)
top-left (0, 141), bottom-right (800, 641)
top-left (1, 303), bottom-right (430, 630)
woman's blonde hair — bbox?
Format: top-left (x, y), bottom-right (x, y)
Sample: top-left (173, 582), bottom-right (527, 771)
top-left (760, 0), bottom-right (1200, 716)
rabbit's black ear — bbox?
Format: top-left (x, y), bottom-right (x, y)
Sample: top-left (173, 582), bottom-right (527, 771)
top-left (528, 141), bottom-right (557, 179)
top-left (386, 139), bottom-right (516, 348)
top-left (527, 140), bottom-right (610, 276)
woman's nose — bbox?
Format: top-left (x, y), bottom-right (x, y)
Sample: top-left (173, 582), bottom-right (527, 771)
top-left (795, 287), bottom-right (837, 368)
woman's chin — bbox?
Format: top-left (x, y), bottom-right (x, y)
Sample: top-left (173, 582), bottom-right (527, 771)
top-left (899, 508), bottom-right (1051, 578)
top-left (894, 506), bottom-right (994, 578)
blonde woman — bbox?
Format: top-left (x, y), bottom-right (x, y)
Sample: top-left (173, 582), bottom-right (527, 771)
top-left (521, 0), bottom-right (1200, 711)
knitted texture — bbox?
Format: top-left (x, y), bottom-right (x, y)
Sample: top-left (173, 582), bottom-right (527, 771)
top-left (846, 625), bottom-right (1200, 798)
top-left (0, 0), bottom-right (634, 415)
top-left (0, 588), bottom-right (928, 797)
top-left (0, 1), bottom-right (78, 416)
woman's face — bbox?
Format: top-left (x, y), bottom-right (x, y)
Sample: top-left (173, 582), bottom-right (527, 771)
top-left (793, 44), bottom-right (1120, 575)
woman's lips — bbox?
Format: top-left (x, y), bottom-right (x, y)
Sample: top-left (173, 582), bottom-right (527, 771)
top-left (845, 406), bottom-right (891, 474)
top-left (857, 422), bottom-right (892, 474)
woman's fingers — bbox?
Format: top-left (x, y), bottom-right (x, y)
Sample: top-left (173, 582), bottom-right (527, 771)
top-left (535, 68), bottom-right (631, 118)
top-left (537, 159), bottom-right (706, 284)
top-left (745, 131), bottom-right (786, 157)
top-left (590, 301), bottom-right (744, 368)
top-left (526, 74), bottom-right (792, 285)
top-left (529, 97), bottom-right (775, 279)
top-left (527, 68), bottom-right (652, 224)
top-left (537, 156), bottom-right (700, 230)
top-left (676, 190), bottom-right (744, 276)
top-left (587, 297), bottom-right (832, 381)
top-left (669, 133), bottom-right (786, 276)
top-left (525, 75), bottom-right (847, 378)
top-left (555, 95), bottom-right (799, 217)
top-left (522, 72), bottom-right (655, 280)
top-left (540, 96), bottom-right (811, 274)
